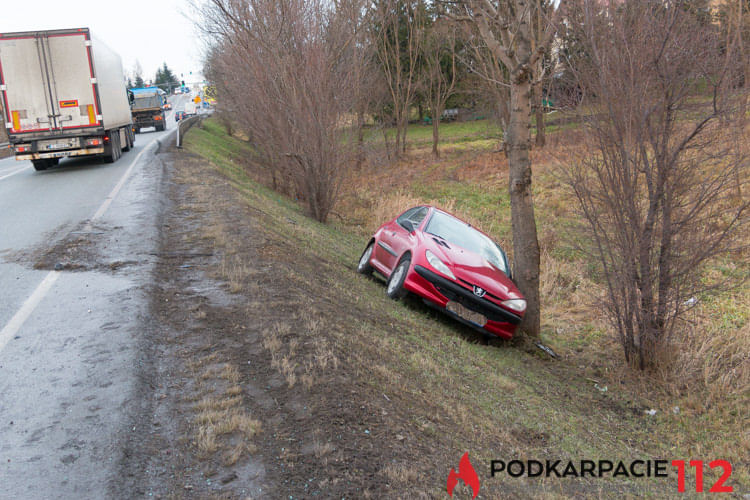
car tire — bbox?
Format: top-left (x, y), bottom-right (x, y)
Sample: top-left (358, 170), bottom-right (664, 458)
top-left (357, 242), bottom-right (374, 275)
top-left (386, 256), bottom-right (410, 300)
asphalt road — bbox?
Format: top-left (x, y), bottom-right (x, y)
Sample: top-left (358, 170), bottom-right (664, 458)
top-left (0, 95), bottom-right (190, 498)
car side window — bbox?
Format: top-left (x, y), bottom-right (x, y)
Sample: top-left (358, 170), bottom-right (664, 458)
top-left (397, 207), bottom-right (428, 231)
top-left (408, 207), bottom-right (428, 228)
top-left (396, 207), bottom-right (419, 229)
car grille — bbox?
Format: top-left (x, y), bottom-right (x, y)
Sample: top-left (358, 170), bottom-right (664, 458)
top-left (458, 278), bottom-right (503, 303)
top-left (414, 265), bottom-right (521, 325)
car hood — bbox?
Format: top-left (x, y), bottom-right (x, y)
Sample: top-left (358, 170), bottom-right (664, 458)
top-left (422, 234), bottom-right (522, 300)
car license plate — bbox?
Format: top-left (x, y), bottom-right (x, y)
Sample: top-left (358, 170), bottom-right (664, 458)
top-left (446, 301), bottom-right (486, 327)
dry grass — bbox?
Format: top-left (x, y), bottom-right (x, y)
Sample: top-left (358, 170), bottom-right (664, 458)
top-left (335, 119), bottom-right (750, 472)
top-left (189, 356), bottom-right (261, 463)
top-left (184, 118), bottom-right (750, 494)
top-left (381, 463), bottom-right (422, 487)
top-left (260, 314), bottom-right (341, 390)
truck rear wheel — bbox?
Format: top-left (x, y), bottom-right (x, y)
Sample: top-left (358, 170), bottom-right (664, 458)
top-left (123, 127), bottom-right (134, 151)
top-left (104, 132), bottom-right (120, 163)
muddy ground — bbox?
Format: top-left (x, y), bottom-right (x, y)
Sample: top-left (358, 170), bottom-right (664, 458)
top-left (113, 144), bottom-right (446, 499)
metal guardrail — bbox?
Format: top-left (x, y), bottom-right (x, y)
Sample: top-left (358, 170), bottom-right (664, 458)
top-left (0, 142), bottom-right (11, 159)
top-left (176, 110), bottom-right (212, 148)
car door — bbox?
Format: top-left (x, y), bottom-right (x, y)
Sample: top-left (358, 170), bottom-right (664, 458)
top-left (375, 207), bottom-right (417, 270)
top-left (382, 207), bottom-right (429, 272)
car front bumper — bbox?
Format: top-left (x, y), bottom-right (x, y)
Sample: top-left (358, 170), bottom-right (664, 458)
top-left (407, 265), bottom-right (523, 339)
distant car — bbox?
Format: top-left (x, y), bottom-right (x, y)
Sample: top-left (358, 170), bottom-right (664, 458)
top-left (357, 206), bottom-right (525, 339)
top-left (163, 102), bottom-right (172, 110)
top-left (174, 111), bottom-right (185, 122)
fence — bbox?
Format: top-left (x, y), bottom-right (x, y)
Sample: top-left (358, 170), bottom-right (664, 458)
top-left (176, 111), bottom-right (211, 148)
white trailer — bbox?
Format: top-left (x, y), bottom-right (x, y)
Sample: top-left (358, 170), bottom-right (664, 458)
top-left (0, 28), bottom-right (134, 170)
top-left (183, 101), bottom-right (197, 117)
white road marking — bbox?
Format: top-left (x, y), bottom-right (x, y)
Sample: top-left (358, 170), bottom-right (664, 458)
top-left (0, 164), bottom-right (29, 182)
top-left (0, 133), bottom-right (171, 355)
top-left (90, 140), bottom-right (157, 222)
top-left (0, 271), bottom-right (60, 353)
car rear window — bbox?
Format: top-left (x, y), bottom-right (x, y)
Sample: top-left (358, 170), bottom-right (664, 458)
top-left (425, 212), bottom-right (508, 273)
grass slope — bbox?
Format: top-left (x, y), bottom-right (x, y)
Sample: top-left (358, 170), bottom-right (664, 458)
top-left (183, 119), bottom-right (748, 498)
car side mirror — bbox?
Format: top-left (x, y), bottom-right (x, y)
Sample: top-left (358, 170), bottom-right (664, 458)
top-left (402, 220), bottom-right (415, 233)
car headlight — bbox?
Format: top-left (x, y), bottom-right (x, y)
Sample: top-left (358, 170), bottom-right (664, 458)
top-left (502, 299), bottom-right (527, 313)
top-left (426, 250), bottom-right (455, 280)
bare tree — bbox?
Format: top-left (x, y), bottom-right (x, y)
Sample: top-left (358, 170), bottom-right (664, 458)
top-left (423, 19), bottom-right (460, 158)
top-left (719, 0), bottom-right (750, 198)
top-left (199, 0), bottom-right (364, 222)
top-left (336, 0), bottom-right (380, 169)
top-left (372, 0), bottom-right (427, 158)
top-left (454, 0), bottom-right (558, 338)
top-left (563, 0), bottom-right (749, 369)
top-left (462, 32), bottom-right (511, 148)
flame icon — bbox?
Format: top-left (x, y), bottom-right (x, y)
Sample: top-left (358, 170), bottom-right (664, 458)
top-left (447, 452), bottom-right (480, 498)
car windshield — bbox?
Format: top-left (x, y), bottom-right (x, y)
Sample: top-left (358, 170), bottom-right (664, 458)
top-left (425, 211), bottom-right (508, 273)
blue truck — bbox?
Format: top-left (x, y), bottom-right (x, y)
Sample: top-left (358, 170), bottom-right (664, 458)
top-left (128, 87), bottom-right (167, 133)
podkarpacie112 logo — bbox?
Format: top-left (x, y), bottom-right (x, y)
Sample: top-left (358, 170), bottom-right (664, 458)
top-left (447, 452), bottom-right (480, 498)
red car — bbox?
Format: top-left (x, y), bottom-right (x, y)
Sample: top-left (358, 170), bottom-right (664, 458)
top-left (357, 206), bottom-right (526, 339)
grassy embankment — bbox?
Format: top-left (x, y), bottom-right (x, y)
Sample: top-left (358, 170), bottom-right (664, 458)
top-left (183, 118), bottom-right (748, 496)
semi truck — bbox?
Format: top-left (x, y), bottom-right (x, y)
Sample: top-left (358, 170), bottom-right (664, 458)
top-left (129, 86), bottom-right (167, 133)
top-left (0, 28), bottom-right (134, 171)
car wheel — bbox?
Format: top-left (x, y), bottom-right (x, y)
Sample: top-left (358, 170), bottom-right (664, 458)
top-left (357, 242), bottom-right (374, 275)
top-left (386, 256), bottom-right (410, 300)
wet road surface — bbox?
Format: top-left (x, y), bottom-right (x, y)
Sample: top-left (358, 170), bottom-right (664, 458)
top-left (0, 100), bottom-right (186, 498)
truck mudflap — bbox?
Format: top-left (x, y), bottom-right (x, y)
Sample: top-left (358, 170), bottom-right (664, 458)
top-left (16, 147), bottom-right (105, 160)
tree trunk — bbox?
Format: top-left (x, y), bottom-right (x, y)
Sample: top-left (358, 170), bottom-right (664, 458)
top-left (432, 115), bottom-right (440, 158)
top-left (356, 110), bottom-right (365, 169)
top-left (533, 80), bottom-right (546, 148)
top-left (507, 71), bottom-right (541, 338)
top-left (400, 114), bottom-right (408, 155)
top-left (383, 126), bottom-right (392, 161)
top-left (394, 118), bottom-right (402, 159)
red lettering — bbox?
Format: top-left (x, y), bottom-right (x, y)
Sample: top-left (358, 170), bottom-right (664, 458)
top-left (708, 460), bottom-right (733, 493)
top-left (672, 460), bottom-right (686, 492)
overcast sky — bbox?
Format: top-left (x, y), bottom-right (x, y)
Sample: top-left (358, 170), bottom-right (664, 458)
top-left (0, 0), bottom-right (207, 84)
